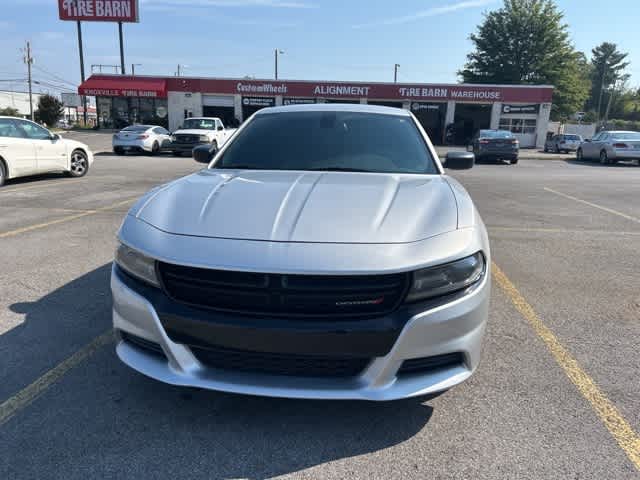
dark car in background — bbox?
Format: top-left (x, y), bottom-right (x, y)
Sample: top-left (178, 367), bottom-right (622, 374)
top-left (544, 133), bottom-right (583, 153)
top-left (469, 129), bottom-right (519, 164)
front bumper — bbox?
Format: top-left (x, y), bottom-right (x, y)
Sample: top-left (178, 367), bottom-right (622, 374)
top-left (169, 141), bottom-right (208, 153)
top-left (111, 260), bottom-right (490, 401)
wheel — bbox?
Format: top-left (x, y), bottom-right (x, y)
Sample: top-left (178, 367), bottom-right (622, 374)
top-left (576, 148), bottom-right (583, 161)
top-left (114, 147), bottom-right (124, 155)
top-left (0, 160), bottom-right (6, 187)
top-left (599, 150), bottom-right (609, 165)
top-left (172, 151), bottom-right (182, 157)
top-left (510, 157), bottom-right (519, 165)
top-left (555, 144), bottom-right (560, 153)
top-left (68, 149), bottom-right (89, 178)
top-left (543, 145), bottom-right (548, 153)
top-left (150, 141), bottom-right (160, 155)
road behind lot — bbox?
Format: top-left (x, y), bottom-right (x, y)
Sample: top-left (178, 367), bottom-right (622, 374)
top-left (1, 132), bottom-right (639, 479)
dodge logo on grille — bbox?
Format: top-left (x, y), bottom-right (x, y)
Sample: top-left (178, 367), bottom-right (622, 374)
top-left (335, 297), bottom-right (385, 307)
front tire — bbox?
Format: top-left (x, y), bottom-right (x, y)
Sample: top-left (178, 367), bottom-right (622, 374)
top-left (150, 141), bottom-right (160, 156)
top-left (577, 148), bottom-right (583, 161)
top-left (114, 147), bottom-right (124, 155)
top-left (555, 144), bottom-right (560, 153)
top-left (68, 149), bottom-right (89, 178)
top-left (510, 157), bottom-right (519, 165)
top-left (0, 160), bottom-right (6, 187)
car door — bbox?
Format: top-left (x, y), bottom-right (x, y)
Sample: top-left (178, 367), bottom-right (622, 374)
top-left (583, 132), bottom-right (601, 159)
top-left (16, 120), bottom-right (67, 173)
top-left (0, 118), bottom-right (37, 178)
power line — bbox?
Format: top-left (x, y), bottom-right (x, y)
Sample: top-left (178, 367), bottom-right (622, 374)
top-left (32, 65), bottom-right (77, 87)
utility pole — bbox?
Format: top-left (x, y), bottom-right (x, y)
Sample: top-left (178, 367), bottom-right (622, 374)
top-left (176, 64), bottom-right (181, 76)
top-left (394, 63), bottom-right (400, 83)
top-left (274, 49), bottom-right (284, 80)
top-left (118, 22), bottom-right (126, 75)
top-left (77, 21), bottom-right (87, 125)
top-left (131, 64), bottom-right (142, 76)
top-left (24, 41), bottom-right (34, 121)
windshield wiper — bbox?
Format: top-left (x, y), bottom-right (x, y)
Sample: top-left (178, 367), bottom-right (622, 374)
top-left (308, 167), bottom-right (375, 172)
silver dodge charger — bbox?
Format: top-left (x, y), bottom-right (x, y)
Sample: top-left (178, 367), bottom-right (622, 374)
top-left (111, 104), bottom-right (490, 401)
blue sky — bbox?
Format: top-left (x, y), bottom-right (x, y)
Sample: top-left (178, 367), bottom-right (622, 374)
top-left (1, 0), bottom-right (639, 95)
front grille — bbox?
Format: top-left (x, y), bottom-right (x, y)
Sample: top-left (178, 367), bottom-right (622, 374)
top-left (158, 262), bottom-right (410, 318)
top-left (174, 134), bottom-right (200, 144)
top-left (120, 331), bottom-right (166, 358)
top-left (191, 345), bottom-right (370, 377)
top-left (397, 352), bottom-right (465, 376)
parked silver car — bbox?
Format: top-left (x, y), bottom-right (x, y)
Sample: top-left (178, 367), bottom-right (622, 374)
top-left (577, 130), bottom-right (640, 164)
top-left (544, 133), bottom-right (583, 153)
top-left (112, 125), bottom-right (172, 155)
top-left (111, 104), bottom-right (490, 401)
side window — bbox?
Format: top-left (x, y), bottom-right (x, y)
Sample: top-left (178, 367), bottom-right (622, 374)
top-left (0, 119), bottom-right (24, 138)
top-left (592, 133), bottom-right (603, 142)
top-left (16, 120), bottom-right (51, 140)
top-left (152, 127), bottom-right (163, 134)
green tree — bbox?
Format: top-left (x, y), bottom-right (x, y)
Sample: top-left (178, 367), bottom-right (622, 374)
top-left (0, 107), bottom-right (21, 117)
top-left (34, 94), bottom-right (64, 127)
top-left (459, 0), bottom-right (589, 119)
top-left (588, 42), bottom-right (630, 121)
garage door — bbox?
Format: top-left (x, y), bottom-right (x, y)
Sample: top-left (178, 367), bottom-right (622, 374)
top-left (203, 95), bottom-right (235, 107)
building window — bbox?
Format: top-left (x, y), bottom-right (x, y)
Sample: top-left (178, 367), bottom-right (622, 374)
top-left (96, 97), bottom-right (168, 129)
top-left (499, 117), bottom-right (537, 134)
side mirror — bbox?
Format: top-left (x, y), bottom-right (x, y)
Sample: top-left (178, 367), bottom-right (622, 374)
top-left (192, 144), bottom-right (214, 163)
top-left (584, 139), bottom-right (591, 142)
top-left (444, 151), bottom-right (475, 170)
top-left (50, 133), bottom-right (60, 141)
top-left (217, 125), bottom-right (224, 131)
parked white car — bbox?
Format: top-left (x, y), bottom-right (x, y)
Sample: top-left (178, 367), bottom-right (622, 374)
top-left (0, 116), bottom-right (93, 186)
top-left (113, 125), bottom-right (172, 155)
top-left (577, 130), bottom-right (640, 164)
top-left (169, 117), bottom-right (236, 156)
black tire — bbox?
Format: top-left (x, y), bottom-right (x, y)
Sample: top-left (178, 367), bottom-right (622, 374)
top-left (543, 145), bottom-right (548, 153)
top-left (0, 160), bottom-right (6, 187)
top-left (555, 144), bottom-right (560, 153)
top-left (114, 147), bottom-right (124, 155)
top-left (150, 141), bottom-right (160, 156)
top-left (510, 157), bottom-right (519, 165)
top-left (599, 149), bottom-right (609, 165)
top-left (576, 148), bottom-right (583, 161)
top-left (68, 149), bottom-right (89, 178)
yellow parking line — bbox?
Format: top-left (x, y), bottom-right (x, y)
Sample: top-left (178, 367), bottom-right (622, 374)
top-left (0, 181), bottom-right (70, 194)
top-left (0, 330), bottom-right (113, 426)
top-left (545, 187), bottom-right (640, 224)
top-left (0, 197), bottom-right (137, 239)
top-left (492, 261), bottom-right (640, 470)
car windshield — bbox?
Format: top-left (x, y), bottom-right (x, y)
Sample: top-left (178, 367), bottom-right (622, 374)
top-left (480, 130), bottom-right (513, 138)
top-left (213, 111), bottom-right (438, 174)
top-left (122, 125), bottom-right (149, 132)
top-left (563, 134), bottom-right (581, 140)
top-left (183, 119), bottom-right (216, 130)
top-left (611, 132), bottom-right (640, 140)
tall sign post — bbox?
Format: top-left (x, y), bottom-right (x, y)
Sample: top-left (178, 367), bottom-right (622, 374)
top-left (58, 0), bottom-right (140, 122)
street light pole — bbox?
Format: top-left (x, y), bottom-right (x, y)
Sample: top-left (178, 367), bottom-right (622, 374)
top-left (76, 20), bottom-right (88, 125)
top-left (394, 63), bottom-right (400, 83)
top-left (118, 22), bottom-right (126, 75)
top-left (131, 63), bottom-right (142, 76)
top-left (275, 49), bottom-right (284, 80)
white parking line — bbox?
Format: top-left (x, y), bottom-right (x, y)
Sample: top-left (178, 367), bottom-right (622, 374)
top-left (544, 187), bottom-right (640, 224)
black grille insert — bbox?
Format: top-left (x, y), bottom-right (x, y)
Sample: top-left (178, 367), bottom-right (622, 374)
top-left (191, 345), bottom-right (369, 378)
top-left (158, 262), bottom-right (409, 318)
top-left (397, 352), bottom-right (465, 376)
top-left (120, 331), bottom-right (166, 358)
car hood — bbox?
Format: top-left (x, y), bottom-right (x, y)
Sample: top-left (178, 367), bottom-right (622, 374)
top-left (134, 170), bottom-right (459, 244)
top-left (173, 129), bottom-right (214, 136)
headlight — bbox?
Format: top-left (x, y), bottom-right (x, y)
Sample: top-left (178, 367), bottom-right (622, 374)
top-left (405, 252), bottom-right (485, 303)
top-left (198, 135), bottom-right (210, 142)
top-left (114, 243), bottom-right (160, 287)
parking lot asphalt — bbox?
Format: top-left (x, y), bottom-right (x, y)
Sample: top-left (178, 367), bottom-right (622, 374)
top-left (1, 132), bottom-right (639, 479)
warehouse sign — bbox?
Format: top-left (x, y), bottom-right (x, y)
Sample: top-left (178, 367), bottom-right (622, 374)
top-left (58, 0), bottom-right (140, 22)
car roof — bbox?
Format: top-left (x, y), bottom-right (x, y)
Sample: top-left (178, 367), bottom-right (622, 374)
top-left (256, 103), bottom-right (411, 116)
top-left (186, 117), bottom-right (221, 120)
top-left (122, 125), bottom-right (154, 129)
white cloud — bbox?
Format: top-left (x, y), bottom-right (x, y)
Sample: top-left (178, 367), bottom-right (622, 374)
top-left (142, 0), bottom-right (316, 9)
top-left (353, 0), bottom-right (495, 29)
top-left (40, 32), bottom-right (66, 41)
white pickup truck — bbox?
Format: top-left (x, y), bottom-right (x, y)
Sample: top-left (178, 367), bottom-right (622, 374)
top-left (169, 117), bottom-right (236, 157)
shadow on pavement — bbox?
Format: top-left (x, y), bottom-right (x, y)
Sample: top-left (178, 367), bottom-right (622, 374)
top-left (3, 263), bottom-right (434, 479)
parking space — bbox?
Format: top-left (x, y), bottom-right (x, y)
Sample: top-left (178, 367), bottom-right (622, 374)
top-left (1, 137), bottom-right (639, 478)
